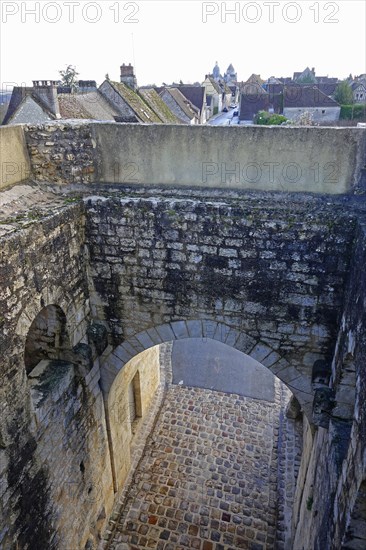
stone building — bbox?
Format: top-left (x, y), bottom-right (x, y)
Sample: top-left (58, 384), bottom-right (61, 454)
top-left (282, 85), bottom-right (341, 123)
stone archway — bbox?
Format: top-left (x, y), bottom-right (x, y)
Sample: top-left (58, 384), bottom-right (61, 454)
top-left (101, 319), bottom-right (314, 418)
top-left (102, 337), bottom-right (303, 548)
top-left (100, 320), bottom-right (311, 498)
top-left (24, 304), bottom-right (70, 374)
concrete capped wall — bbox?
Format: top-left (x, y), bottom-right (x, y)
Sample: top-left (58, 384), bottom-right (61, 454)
top-left (21, 121), bottom-right (366, 194)
top-left (0, 125), bottom-right (31, 189)
top-left (92, 123), bottom-right (366, 194)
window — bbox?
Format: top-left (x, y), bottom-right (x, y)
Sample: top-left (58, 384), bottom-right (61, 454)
top-left (128, 371), bottom-right (142, 429)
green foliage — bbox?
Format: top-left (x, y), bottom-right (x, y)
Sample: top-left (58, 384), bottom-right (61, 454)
top-left (255, 111), bottom-right (288, 125)
top-left (59, 65), bottom-right (79, 87)
top-left (334, 81), bottom-right (354, 105)
top-left (340, 104), bottom-right (366, 120)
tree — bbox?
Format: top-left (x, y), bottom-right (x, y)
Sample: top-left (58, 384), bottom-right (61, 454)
top-left (59, 65), bottom-right (79, 88)
top-left (334, 80), bottom-right (354, 105)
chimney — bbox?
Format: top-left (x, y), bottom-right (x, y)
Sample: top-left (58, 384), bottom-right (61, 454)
top-left (32, 80), bottom-right (60, 118)
top-left (120, 63), bottom-right (137, 91)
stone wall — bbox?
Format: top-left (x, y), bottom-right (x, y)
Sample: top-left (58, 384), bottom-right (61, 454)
top-left (24, 121), bottom-right (97, 184)
top-left (106, 346), bottom-right (161, 491)
top-left (283, 106), bottom-right (341, 123)
top-left (86, 192), bottom-right (358, 417)
top-left (0, 125), bottom-right (31, 189)
top-left (291, 222), bottom-right (366, 549)
top-left (0, 204), bottom-right (114, 549)
top-left (17, 121), bottom-right (366, 193)
top-left (1, 117), bottom-right (366, 549)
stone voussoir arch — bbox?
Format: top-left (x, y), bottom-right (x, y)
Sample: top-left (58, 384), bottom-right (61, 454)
top-left (15, 288), bottom-right (82, 347)
top-left (101, 319), bottom-right (314, 418)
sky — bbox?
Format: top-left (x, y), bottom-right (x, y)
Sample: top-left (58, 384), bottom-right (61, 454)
top-left (0, 0), bottom-right (365, 90)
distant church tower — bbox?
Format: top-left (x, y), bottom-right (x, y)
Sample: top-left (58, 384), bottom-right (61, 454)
top-left (212, 62), bottom-right (221, 81)
top-left (120, 63), bottom-right (137, 91)
top-left (224, 64), bottom-right (237, 85)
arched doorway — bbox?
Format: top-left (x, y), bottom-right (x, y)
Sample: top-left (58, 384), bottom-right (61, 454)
top-left (24, 304), bottom-right (70, 375)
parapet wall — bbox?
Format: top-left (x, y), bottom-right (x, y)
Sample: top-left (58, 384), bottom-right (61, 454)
top-left (8, 121), bottom-right (366, 194)
top-left (0, 125), bottom-right (31, 189)
top-left (92, 124), bottom-right (366, 194)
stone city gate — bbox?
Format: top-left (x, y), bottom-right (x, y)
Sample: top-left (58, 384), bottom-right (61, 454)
top-left (86, 193), bottom-right (356, 417)
top-left (1, 122), bottom-right (366, 549)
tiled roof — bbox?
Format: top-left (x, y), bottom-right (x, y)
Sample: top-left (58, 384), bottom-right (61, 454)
top-left (240, 75), bottom-right (266, 96)
top-left (351, 82), bottom-right (366, 91)
top-left (240, 83), bottom-right (267, 96)
top-left (263, 83), bottom-right (284, 95)
top-left (58, 94), bottom-right (91, 119)
top-left (265, 77), bottom-right (282, 85)
top-left (220, 81), bottom-right (232, 94)
top-left (283, 86), bottom-right (340, 107)
top-left (58, 92), bottom-right (121, 120)
top-left (163, 88), bottom-right (198, 120)
top-left (139, 88), bottom-right (182, 123)
top-left (108, 81), bottom-right (161, 123)
top-left (239, 95), bottom-right (270, 120)
top-left (175, 86), bottom-right (205, 111)
top-left (278, 77), bottom-right (294, 85)
top-left (316, 82), bottom-right (338, 96)
top-left (245, 74), bottom-right (264, 85)
top-left (317, 77), bottom-right (338, 84)
top-left (3, 87), bottom-right (57, 124)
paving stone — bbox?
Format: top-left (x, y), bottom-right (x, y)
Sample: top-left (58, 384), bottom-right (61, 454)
top-left (105, 381), bottom-right (299, 549)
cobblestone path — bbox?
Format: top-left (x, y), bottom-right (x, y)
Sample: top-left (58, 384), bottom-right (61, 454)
top-left (104, 381), bottom-right (292, 550)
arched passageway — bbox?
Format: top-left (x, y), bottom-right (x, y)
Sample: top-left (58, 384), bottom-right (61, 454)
top-left (104, 338), bottom-right (303, 549)
top-left (101, 319), bottom-right (314, 420)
